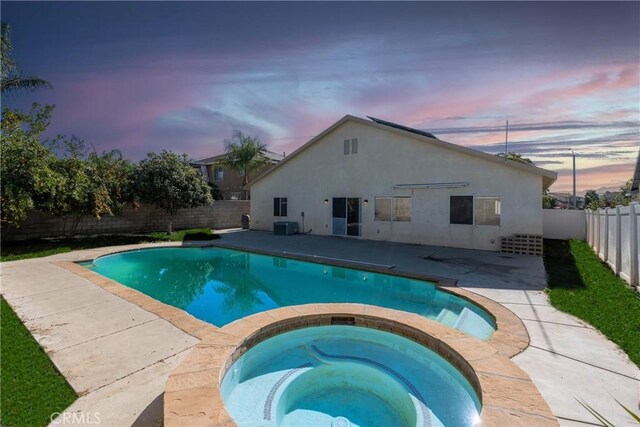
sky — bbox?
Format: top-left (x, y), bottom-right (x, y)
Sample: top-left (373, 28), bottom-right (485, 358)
top-left (2, 1), bottom-right (639, 194)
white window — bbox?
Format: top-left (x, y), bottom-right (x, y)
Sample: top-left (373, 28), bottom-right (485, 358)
top-left (351, 138), bottom-right (358, 154)
top-left (374, 197), bottom-right (392, 221)
top-left (375, 196), bottom-right (411, 222)
top-left (475, 196), bottom-right (501, 226)
top-left (393, 197), bottom-right (411, 221)
top-left (344, 139), bottom-right (350, 155)
top-left (213, 166), bottom-right (224, 181)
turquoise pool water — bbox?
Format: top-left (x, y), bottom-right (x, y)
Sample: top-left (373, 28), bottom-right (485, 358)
top-left (83, 247), bottom-right (495, 339)
top-left (221, 325), bottom-right (481, 427)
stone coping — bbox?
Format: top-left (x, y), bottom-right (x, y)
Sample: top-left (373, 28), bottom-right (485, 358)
top-left (164, 304), bottom-right (557, 427)
top-left (55, 260), bottom-right (217, 340)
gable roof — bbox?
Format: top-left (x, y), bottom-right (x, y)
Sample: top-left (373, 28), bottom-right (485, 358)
top-left (191, 149), bottom-right (284, 166)
top-left (250, 115), bottom-right (558, 189)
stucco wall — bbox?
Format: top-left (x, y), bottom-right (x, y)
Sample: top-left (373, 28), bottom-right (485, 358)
top-left (250, 120), bottom-right (545, 251)
top-left (3, 201), bottom-right (250, 241)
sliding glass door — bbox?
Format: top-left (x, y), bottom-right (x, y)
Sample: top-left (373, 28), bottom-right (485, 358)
top-left (332, 197), bottom-right (361, 237)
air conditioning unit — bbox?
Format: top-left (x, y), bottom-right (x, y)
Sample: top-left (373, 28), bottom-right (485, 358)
top-left (273, 221), bottom-right (299, 235)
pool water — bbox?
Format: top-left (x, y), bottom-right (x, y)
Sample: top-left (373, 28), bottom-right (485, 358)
top-left (221, 325), bottom-right (482, 427)
top-left (83, 247), bottom-right (495, 339)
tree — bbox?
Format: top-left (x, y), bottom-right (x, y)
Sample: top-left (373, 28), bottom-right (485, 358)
top-left (496, 151), bottom-right (535, 166)
top-left (1, 23), bottom-right (52, 95)
top-left (208, 182), bottom-right (224, 201)
top-left (221, 131), bottom-right (271, 199)
top-left (542, 191), bottom-right (558, 209)
top-left (611, 180), bottom-right (633, 207)
top-left (0, 104), bottom-right (63, 227)
top-left (584, 190), bottom-right (601, 210)
top-left (136, 151), bottom-right (213, 233)
top-left (38, 138), bottom-right (137, 236)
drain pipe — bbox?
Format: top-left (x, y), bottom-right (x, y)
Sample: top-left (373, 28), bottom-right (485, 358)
top-left (300, 211), bottom-right (312, 234)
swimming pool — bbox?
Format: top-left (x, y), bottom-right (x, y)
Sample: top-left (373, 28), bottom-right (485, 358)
top-left (221, 325), bottom-right (481, 427)
top-left (83, 247), bottom-right (496, 339)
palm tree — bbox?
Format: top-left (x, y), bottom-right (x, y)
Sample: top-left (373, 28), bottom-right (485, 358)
top-left (1, 23), bottom-right (52, 95)
top-left (221, 131), bottom-right (271, 200)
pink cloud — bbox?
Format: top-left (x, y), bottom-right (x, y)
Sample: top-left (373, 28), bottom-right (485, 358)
top-left (550, 161), bottom-right (635, 193)
top-left (523, 65), bottom-right (639, 109)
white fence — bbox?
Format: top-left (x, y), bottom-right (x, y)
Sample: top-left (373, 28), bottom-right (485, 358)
top-left (586, 203), bottom-right (639, 289)
top-left (543, 209), bottom-right (587, 240)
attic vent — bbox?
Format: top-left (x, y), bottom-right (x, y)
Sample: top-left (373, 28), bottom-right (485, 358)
top-left (344, 138), bottom-right (358, 155)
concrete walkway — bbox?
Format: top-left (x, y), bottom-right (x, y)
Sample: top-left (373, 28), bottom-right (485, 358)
top-left (1, 232), bottom-right (638, 426)
top-left (1, 243), bottom-right (199, 426)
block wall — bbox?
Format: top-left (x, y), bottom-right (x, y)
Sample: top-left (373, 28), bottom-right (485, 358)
top-left (2, 201), bottom-right (250, 241)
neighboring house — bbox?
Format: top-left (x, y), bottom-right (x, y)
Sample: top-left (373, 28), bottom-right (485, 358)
top-left (191, 151), bottom-right (284, 200)
top-left (249, 115), bottom-right (557, 252)
top-left (548, 192), bottom-right (585, 209)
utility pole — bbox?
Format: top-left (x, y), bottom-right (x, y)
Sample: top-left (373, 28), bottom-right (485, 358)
top-left (505, 120), bottom-right (509, 154)
top-left (570, 148), bottom-right (576, 209)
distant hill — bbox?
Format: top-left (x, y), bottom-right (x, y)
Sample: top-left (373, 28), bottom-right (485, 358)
top-left (594, 185), bottom-right (624, 194)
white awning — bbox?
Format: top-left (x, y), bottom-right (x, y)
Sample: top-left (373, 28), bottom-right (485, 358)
top-left (393, 182), bottom-right (469, 190)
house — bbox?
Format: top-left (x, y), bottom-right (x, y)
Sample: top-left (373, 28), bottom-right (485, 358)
top-left (249, 115), bottom-right (557, 252)
top-left (548, 192), bottom-right (585, 209)
top-left (191, 151), bottom-right (284, 200)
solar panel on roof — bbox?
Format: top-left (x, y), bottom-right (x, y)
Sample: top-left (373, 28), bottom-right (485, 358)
top-left (367, 116), bottom-right (439, 140)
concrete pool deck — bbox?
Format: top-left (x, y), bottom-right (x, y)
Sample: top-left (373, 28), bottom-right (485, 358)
top-left (1, 230), bottom-right (638, 426)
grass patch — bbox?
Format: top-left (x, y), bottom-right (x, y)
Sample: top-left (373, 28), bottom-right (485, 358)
top-left (147, 228), bottom-right (219, 242)
top-left (0, 228), bottom-right (219, 262)
top-left (544, 239), bottom-right (640, 366)
top-left (1, 297), bottom-right (77, 426)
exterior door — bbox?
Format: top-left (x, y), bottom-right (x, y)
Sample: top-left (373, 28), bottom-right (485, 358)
top-left (332, 197), bottom-right (361, 237)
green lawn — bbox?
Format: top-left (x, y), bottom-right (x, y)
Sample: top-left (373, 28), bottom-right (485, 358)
top-left (544, 239), bottom-right (640, 366)
top-left (1, 297), bottom-right (77, 426)
top-left (0, 228), bottom-right (219, 262)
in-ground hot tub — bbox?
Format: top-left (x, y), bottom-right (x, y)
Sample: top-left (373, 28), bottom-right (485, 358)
top-left (221, 325), bottom-right (481, 427)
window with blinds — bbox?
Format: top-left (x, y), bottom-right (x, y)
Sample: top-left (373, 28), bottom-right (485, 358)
top-left (475, 196), bottom-right (501, 225)
top-left (375, 196), bottom-right (411, 222)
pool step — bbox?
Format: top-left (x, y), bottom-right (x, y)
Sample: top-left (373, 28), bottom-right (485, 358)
top-left (454, 307), bottom-right (493, 338)
top-left (436, 308), bottom-right (458, 325)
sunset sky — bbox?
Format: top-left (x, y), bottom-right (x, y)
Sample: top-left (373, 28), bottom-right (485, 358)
top-left (3, 1), bottom-right (638, 194)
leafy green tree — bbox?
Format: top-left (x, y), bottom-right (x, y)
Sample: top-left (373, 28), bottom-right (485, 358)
top-left (543, 191), bottom-right (558, 209)
top-left (584, 190), bottom-right (601, 210)
top-left (1, 23), bottom-right (52, 95)
top-left (610, 180), bottom-right (632, 207)
top-left (136, 151), bottom-right (213, 233)
top-left (39, 138), bottom-right (137, 236)
top-left (221, 131), bottom-right (271, 199)
top-left (208, 182), bottom-right (224, 201)
top-left (0, 104), bottom-right (62, 227)
top-left (496, 151), bottom-right (535, 166)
